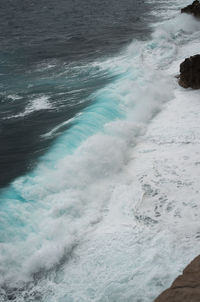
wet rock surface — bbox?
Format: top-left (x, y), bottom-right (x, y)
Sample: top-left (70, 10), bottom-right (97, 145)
top-left (179, 54), bottom-right (200, 89)
top-left (155, 255), bottom-right (200, 302)
top-left (181, 0), bottom-right (200, 18)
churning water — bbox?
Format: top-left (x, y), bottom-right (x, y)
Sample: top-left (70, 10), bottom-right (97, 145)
top-left (0, 0), bottom-right (199, 301)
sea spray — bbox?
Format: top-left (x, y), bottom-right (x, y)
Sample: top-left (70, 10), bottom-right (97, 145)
top-left (1, 0), bottom-right (200, 301)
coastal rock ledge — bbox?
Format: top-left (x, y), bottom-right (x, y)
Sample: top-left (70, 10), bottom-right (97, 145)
top-left (179, 54), bottom-right (200, 89)
top-left (155, 255), bottom-right (200, 302)
top-left (181, 0), bottom-right (200, 18)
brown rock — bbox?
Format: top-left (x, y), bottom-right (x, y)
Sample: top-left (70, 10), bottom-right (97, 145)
top-left (179, 54), bottom-right (200, 89)
top-left (154, 255), bottom-right (200, 302)
top-left (181, 0), bottom-right (200, 18)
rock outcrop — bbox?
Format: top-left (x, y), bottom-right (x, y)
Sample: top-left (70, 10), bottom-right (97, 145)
top-left (181, 0), bottom-right (200, 18)
top-left (179, 54), bottom-right (200, 89)
top-left (155, 2), bottom-right (200, 302)
top-left (155, 255), bottom-right (200, 302)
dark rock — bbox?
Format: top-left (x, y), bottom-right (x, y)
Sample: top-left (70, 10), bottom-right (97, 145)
top-left (181, 0), bottom-right (200, 18)
top-left (179, 54), bottom-right (200, 89)
top-left (154, 255), bottom-right (200, 302)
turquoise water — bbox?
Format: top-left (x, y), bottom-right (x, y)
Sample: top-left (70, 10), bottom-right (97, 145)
top-left (1, 0), bottom-right (199, 301)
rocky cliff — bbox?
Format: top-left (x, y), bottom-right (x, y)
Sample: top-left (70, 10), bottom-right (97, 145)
top-left (155, 256), bottom-right (200, 302)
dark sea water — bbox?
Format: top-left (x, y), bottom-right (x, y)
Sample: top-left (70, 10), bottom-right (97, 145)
top-left (0, 0), bottom-right (186, 301)
top-left (0, 0), bottom-right (153, 188)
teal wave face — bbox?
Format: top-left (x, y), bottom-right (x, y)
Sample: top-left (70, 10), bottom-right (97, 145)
top-left (1, 3), bottom-right (196, 299)
top-left (0, 62), bottom-right (132, 245)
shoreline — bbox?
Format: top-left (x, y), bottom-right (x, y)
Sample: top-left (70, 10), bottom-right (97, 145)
top-left (130, 77), bottom-right (200, 299)
top-left (127, 84), bottom-right (200, 300)
top-left (1, 1), bottom-right (200, 301)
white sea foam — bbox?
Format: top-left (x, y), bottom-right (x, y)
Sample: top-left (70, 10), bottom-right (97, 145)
top-left (3, 96), bottom-right (52, 119)
top-left (0, 0), bottom-right (200, 301)
top-left (41, 114), bottom-right (81, 139)
top-left (7, 94), bottom-right (22, 100)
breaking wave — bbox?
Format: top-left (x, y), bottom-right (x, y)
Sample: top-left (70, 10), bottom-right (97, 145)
top-left (1, 1), bottom-right (200, 301)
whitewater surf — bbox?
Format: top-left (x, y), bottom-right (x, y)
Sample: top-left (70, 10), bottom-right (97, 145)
top-left (1, 0), bottom-right (200, 301)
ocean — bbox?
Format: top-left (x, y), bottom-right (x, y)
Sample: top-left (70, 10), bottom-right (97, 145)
top-left (0, 0), bottom-right (199, 301)
top-left (0, 0), bottom-right (153, 187)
